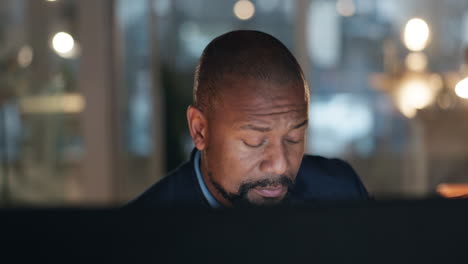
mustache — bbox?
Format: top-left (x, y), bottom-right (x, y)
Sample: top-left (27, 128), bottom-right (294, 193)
top-left (238, 175), bottom-right (295, 194)
top-left (208, 173), bottom-right (295, 207)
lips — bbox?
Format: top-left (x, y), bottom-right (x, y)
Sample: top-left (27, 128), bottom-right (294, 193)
top-left (252, 185), bottom-right (287, 198)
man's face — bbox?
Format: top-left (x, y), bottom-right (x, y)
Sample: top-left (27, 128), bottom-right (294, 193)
top-left (201, 77), bottom-right (308, 207)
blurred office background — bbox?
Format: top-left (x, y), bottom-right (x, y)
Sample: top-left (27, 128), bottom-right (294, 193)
top-left (1, 0), bottom-right (468, 207)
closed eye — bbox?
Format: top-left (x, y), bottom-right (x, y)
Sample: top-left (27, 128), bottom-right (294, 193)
top-left (285, 138), bottom-right (302, 144)
top-left (243, 140), bottom-right (266, 148)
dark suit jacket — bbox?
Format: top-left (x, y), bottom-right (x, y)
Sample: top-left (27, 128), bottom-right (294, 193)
top-left (127, 150), bottom-right (369, 208)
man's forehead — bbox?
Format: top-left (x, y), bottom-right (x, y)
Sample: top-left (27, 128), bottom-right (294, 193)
top-left (218, 79), bottom-right (307, 106)
top-left (232, 102), bottom-right (308, 113)
top-left (230, 106), bottom-right (308, 128)
top-left (222, 92), bottom-right (308, 115)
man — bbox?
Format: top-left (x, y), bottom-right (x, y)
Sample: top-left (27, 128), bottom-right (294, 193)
top-left (127, 30), bottom-right (368, 208)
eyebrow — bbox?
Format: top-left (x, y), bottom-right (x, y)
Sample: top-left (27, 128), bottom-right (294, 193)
top-left (240, 119), bottom-right (308, 132)
top-left (292, 119), bottom-right (308, 129)
top-left (240, 124), bottom-right (271, 132)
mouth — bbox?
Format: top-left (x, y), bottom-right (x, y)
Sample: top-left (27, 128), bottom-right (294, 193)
top-left (252, 185), bottom-right (287, 198)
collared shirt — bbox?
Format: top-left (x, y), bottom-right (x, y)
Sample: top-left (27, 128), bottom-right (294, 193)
top-left (194, 150), bottom-right (222, 208)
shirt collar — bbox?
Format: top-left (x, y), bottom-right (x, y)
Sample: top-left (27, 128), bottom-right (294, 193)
top-left (194, 150), bottom-right (222, 208)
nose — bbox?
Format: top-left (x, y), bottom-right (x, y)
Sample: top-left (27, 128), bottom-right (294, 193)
top-left (259, 142), bottom-right (288, 175)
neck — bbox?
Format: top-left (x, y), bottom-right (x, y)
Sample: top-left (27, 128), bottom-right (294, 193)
top-left (199, 152), bottom-right (233, 207)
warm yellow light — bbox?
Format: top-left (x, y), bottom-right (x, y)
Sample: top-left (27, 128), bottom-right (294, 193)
top-left (437, 184), bottom-right (468, 198)
top-left (405, 52), bottom-right (428, 72)
top-left (336, 0), bottom-right (355, 17)
top-left (398, 103), bottom-right (417, 119)
top-left (233, 0), bottom-right (255, 20)
top-left (20, 94), bottom-right (85, 114)
top-left (403, 18), bottom-right (430, 51)
top-left (52, 32), bottom-right (75, 56)
top-left (395, 76), bottom-right (439, 118)
top-left (455, 77), bottom-right (468, 99)
top-left (400, 79), bottom-right (433, 109)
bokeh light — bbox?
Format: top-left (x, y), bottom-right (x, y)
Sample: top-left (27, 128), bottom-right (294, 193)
top-left (20, 94), bottom-right (85, 114)
top-left (52, 32), bottom-right (78, 59)
top-left (17, 45), bottom-right (33, 68)
top-left (405, 52), bottom-right (428, 72)
top-left (336, 0), bottom-right (355, 17)
top-left (396, 76), bottom-right (440, 118)
top-left (455, 77), bottom-right (468, 99)
top-left (403, 18), bottom-right (430, 51)
top-left (52, 32), bottom-right (74, 53)
top-left (233, 0), bottom-right (255, 20)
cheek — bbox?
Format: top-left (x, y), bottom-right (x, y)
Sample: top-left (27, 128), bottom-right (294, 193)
top-left (289, 142), bottom-right (305, 160)
top-left (287, 143), bottom-right (305, 173)
top-left (207, 135), bottom-right (260, 192)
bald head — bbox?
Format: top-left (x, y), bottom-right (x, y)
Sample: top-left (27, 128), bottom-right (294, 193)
top-left (193, 30), bottom-right (308, 112)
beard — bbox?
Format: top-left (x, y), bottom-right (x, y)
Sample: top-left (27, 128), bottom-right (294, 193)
top-left (208, 173), bottom-right (295, 207)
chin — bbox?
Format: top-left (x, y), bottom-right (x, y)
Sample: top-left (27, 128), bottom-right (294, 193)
top-left (247, 194), bottom-right (287, 207)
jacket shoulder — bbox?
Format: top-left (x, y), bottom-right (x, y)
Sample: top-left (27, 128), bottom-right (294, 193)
top-left (124, 161), bottom-right (206, 209)
top-left (293, 154), bottom-right (369, 200)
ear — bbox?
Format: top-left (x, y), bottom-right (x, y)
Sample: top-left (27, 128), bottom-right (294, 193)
top-left (187, 105), bottom-right (208, 151)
